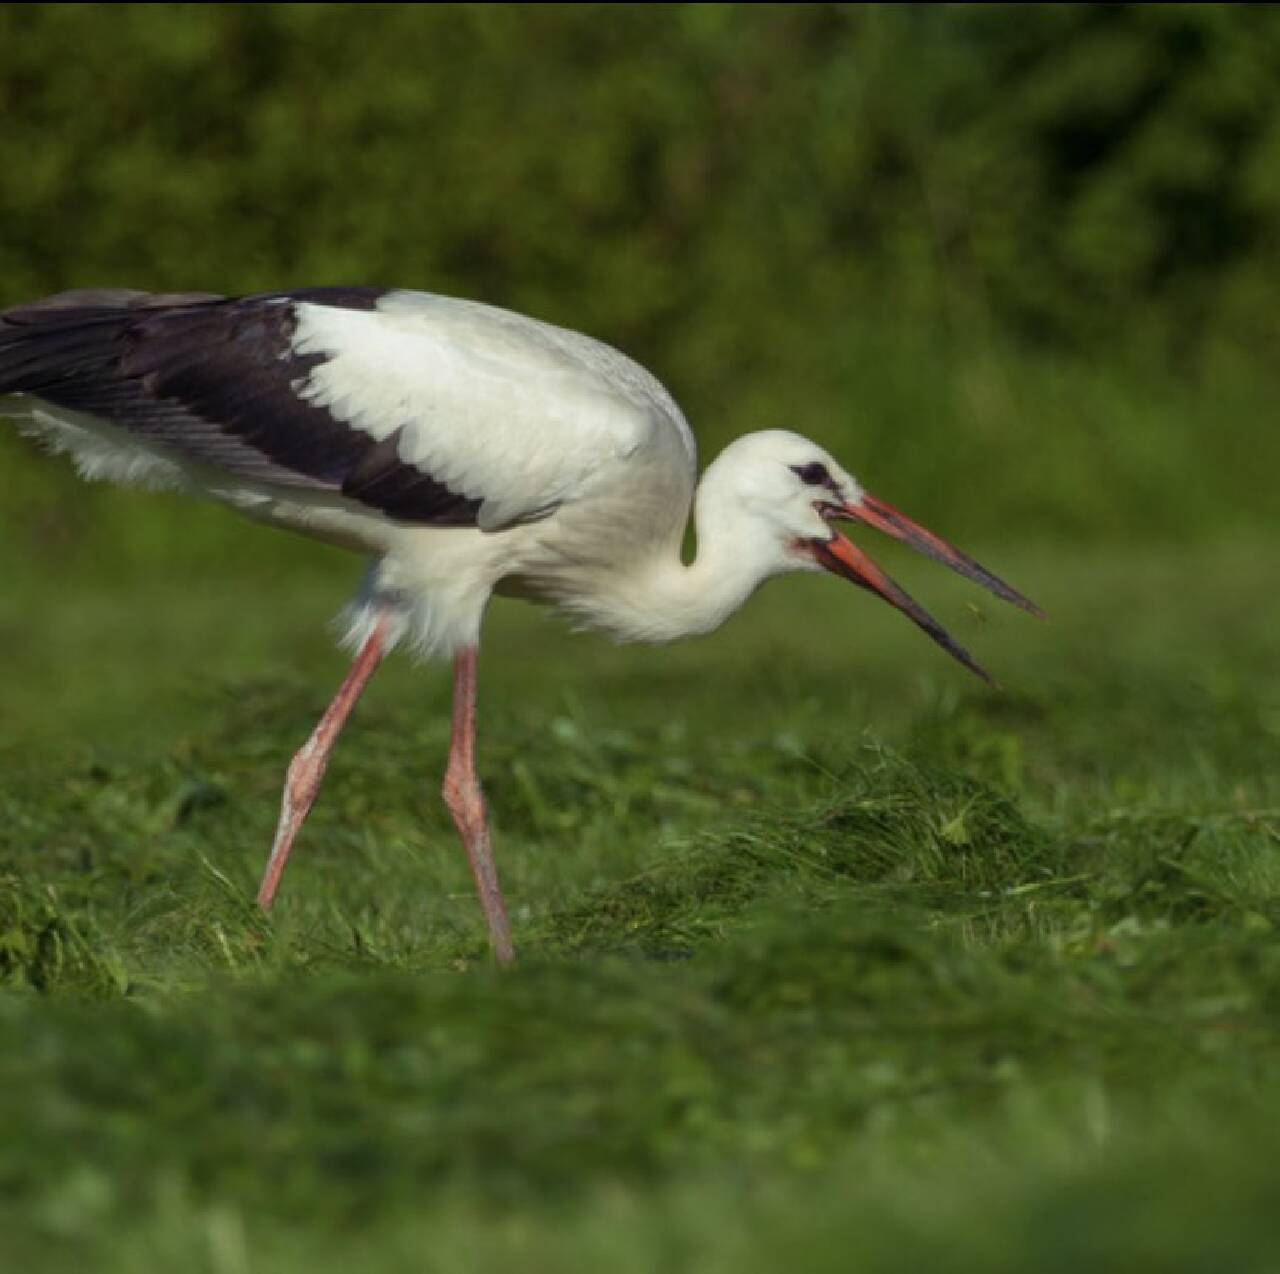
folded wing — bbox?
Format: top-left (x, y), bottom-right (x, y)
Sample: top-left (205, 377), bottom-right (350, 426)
top-left (0, 287), bottom-right (689, 531)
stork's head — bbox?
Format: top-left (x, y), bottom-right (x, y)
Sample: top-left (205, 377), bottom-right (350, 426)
top-left (699, 430), bottom-right (1042, 683)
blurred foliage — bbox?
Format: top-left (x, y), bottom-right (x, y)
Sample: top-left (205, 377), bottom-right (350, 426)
top-left (1, 4), bottom-right (1278, 553)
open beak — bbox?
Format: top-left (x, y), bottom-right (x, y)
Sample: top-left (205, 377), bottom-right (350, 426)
top-left (808, 493), bottom-right (1043, 685)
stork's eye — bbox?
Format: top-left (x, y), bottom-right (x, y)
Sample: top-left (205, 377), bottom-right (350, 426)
top-left (793, 461), bottom-right (831, 487)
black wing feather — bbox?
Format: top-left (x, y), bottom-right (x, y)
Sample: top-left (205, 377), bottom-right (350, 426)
top-left (0, 287), bottom-right (489, 525)
top-left (340, 426), bottom-right (481, 524)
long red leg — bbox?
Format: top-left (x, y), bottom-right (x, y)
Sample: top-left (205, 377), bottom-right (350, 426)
top-left (442, 646), bottom-right (515, 966)
top-left (256, 612), bottom-right (390, 911)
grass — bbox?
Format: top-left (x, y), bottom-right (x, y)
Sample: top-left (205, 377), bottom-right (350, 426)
top-left (1, 519), bottom-right (1278, 1271)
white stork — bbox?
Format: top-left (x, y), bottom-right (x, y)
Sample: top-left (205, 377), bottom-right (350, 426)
top-left (0, 287), bottom-right (1040, 964)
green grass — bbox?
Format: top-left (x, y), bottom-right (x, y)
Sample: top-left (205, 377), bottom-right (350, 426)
top-left (1, 526), bottom-right (1278, 1272)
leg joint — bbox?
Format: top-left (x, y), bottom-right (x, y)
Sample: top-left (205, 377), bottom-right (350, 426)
top-left (284, 740), bottom-right (324, 811)
top-left (442, 763), bottom-right (484, 827)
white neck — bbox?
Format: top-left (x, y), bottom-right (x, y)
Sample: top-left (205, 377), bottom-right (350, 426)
top-left (555, 487), bottom-right (791, 645)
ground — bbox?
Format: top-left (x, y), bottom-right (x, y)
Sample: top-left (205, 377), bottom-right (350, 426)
top-left (1, 515), bottom-right (1278, 1272)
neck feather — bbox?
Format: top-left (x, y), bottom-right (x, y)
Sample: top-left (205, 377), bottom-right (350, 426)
top-left (554, 503), bottom-right (784, 645)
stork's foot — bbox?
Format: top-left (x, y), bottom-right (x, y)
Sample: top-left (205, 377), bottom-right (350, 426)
top-left (258, 740), bottom-right (327, 911)
top-left (443, 763), bottom-right (515, 966)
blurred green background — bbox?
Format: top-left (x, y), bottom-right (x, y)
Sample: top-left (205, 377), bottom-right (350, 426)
top-left (1, 2), bottom-right (1277, 573)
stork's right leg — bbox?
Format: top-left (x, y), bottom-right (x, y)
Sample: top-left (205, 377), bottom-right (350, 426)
top-left (442, 646), bottom-right (515, 966)
top-left (256, 610), bottom-right (391, 911)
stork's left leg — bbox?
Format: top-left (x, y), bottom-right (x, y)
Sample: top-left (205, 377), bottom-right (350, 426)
top-left (256, 609), bottom-right (391, 911)
top-left (442, 646), bottom-right (515, 966)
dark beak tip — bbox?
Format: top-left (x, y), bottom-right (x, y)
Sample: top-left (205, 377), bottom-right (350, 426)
top-left (1005, 589), bottom-right (1047, 622)
top-left (812, 533), bottom-right (1009, 689)
top-left (853, 493), bottom-right (1044, 621)
top-left (972, 660), bottom-right (1003, 691)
